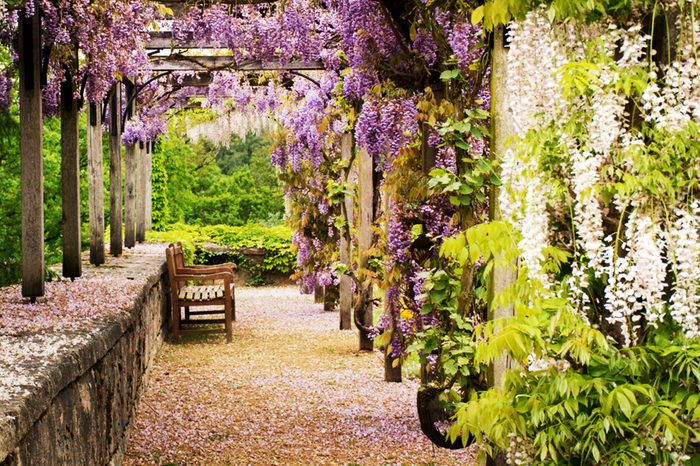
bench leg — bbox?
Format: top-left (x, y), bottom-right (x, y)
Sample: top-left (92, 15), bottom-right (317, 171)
top-left (185, 306), bottom-right (190, 320)
top-left (224, 297), bottom-right (233, 343)
top-left (171, 303), bottom-right (180, 343)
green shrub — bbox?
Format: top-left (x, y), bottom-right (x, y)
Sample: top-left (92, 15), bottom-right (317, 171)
top-left (146, 223), bottom-right (296, 276)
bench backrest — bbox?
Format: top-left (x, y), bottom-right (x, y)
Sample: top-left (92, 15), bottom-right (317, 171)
top-left (165, 245), bottom-right (178, 283)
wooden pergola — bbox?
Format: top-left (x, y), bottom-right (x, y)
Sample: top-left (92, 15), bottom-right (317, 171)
top-left (17, 1), bottom-right (324, 296)
top-left (17, 0), bottom-right (513, 389)
top-left (16, 0), bottom-right (440, 371)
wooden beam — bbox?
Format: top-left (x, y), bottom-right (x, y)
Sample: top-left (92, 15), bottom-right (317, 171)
top-left (165, 73), bottom-right (213, 87)
top-left (19, 10), bottom-right (44, 299)
top-left (162, 0), bottom-right (274, 16)
top-left (147, 31), bottom-right (216, 50)
top-left (314, 282), bottom-right (324, 304)
top-left (136, 142), bottom-right (147, 243)
top-left (124, 142), bottom-right (137, 248)
top-left (384, 198), bottom-right (402, 382)
top-left (339, 133), bottom-right (354, 331)
top-left (163, 0), bottom-right (273, 3)
top-left (60, 62), bottom-right (82, 279)
top-left (149, 56), bottom-right (324, 72)
top-left (486, 28), bottom-right (517, 466)
top-left (87, 102), bottom-right (105, 266)
top-left (124, 84), bottom-right (136, 249)
top-left (109, 84), bottom-right (123, 256)
top-left (357, 146), bottom-right (374, 352)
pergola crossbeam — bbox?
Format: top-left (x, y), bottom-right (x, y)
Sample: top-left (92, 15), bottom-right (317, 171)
top-left (149, 55), bottom-right (324, 72)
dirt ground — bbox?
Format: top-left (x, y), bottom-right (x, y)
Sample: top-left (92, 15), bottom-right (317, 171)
top-left (123, 286), bottom-right (477, 466)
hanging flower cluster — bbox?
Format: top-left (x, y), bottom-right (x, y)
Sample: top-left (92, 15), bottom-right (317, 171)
top-left (501, 7), bottom-right (700, 344)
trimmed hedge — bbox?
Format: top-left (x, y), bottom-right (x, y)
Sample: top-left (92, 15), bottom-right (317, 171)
top-left (146, 223), bottom-right (296, 277)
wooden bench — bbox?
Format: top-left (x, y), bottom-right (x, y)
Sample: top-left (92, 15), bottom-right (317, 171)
top-left (165, 243), bottom-right (237, 342)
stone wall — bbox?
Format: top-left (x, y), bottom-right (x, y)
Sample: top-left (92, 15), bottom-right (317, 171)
top-left (0, 246), bottom-right (169, 466)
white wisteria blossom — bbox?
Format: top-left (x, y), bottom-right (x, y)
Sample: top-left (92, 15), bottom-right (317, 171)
top-left (603, 212), bottom-right (667, 346)
top-left (570, 147), bottom-right (605, 272)
top-left (506, 10), bottom-right (567, 137)
top-left (668, 206), bottom-right (700, 338)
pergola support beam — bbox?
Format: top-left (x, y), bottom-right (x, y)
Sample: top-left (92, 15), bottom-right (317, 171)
top-left (339, 133), bottom-right (354, 331)
top-left (19, 10), bottom-right (44, 299)
top-left (486, 27), bottom-right (517, 466)
top-left (109, 84), bottom-right (123, 256)
top-left (87, 102), bottom-right (105, 266)
top-left (357, 146), bottom-right (374, 352)
top-left (60, 59), bottom-right (82, 279)
top-left (149, 56), bottom-right (324, 72)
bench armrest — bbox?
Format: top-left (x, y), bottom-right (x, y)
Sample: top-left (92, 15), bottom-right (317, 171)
top-left (178, 264), bottom-right (237, 274)
top-left (172, 271), bottom-right (234, 282)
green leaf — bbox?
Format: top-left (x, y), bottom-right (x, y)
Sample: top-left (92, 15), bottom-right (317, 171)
top-left (471, 5), bottom-right (485, 25)
top-left (440, 69), bottom-right (460, 81)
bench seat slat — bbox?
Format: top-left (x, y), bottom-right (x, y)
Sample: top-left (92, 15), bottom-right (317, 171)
top-left (178, 285), bottom-right (226, 302)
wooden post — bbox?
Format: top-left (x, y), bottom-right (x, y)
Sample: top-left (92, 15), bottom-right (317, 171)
top-left (323, 284), bottom-right (339, 311)
top-left (124, 84), bottom-right (136, 248)
top-left (109, 84), bottom-right (123, 256)
top-left (314, 282), bottom-right (324, 304)
top-left (136, 141), bottom-right (147, 243)
top-left (60, 58), bottom-right (81, 279)
top-left (421, 122), bottom-right (437, 175)
top-left (384, 197), bottom-right (402, 382)
top-left (421, 88), bottom-right (443, 175)
top-left (124, 142), bottom-right (136, 248)
top-left (357, 146), bottom-right (374, 351)
top-left (19, 10), bottom-right (44, 299)
top-left (87, 102), bottom-right (105, 266)
top-left (339, 133), bottom-right (354, 330)
top-left (487, 26), bottom-right (517, 466)
top-left (145, 141), bottom-right (153, 231)
top-left (384, 343), bottom-right (402, 382)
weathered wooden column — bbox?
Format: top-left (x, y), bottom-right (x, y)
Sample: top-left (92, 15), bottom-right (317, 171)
top-left (87, 102), bottom-right (105, 266)
top-left (339, 133), bottom-right (354, 330)
top-left (136, 141), bottom-right (147, 243)
top-left (314, 282), bottom-right (324, 304)
top-left (384, 196), bottom-right (402, 382)
top-left (124, 84), bottom-right (136, 248)
top-left (487, 26), bottom-right (517, 466)
top-left (357, 146), bottom-right (374, 351)
top-left (109, 84), bottom-right (123, 256)
top-left (19, 9), bottom-right (44, 299)
top-left (60, 54), bottom-right (82, 279)
top-left (145, 141), bottom-right (153, 231)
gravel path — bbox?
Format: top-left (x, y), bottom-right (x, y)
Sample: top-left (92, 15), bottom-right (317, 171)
top-left (124, 287), bottom-right (476, 466)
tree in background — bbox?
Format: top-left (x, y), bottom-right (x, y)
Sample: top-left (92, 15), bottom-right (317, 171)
top-left (152, 112), bottom-right (284, 229)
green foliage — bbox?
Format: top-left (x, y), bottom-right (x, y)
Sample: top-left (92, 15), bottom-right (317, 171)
top-left (429, 222), bottom-right (700, 463)
top-left (205, 223), bottom-right (296, 273)
top-left (146, 223), bottom-right (295, 277)
top-left (435, 9), bottom-right (700, 462)
top-left (449, 303), bottom-right (700, 464)
top-left (150, 143), bottom-right (169, 231)
top-left (154, 112), bottom-right (284, 228)
top-left (471, 0), bottom-right (649, 30)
